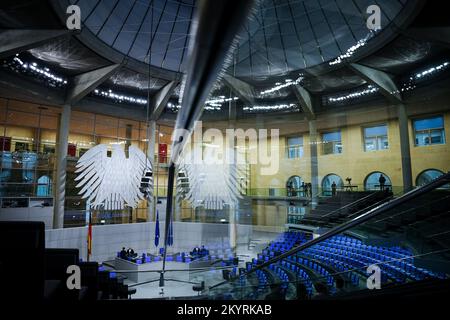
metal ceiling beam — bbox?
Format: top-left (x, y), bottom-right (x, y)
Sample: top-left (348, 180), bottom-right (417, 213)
top-left (0, 29), bottom-right (70, 59)
top-left (292, 84), bottom-right (315, 120)
top-left (65, 64), bottom-right (121, 105)
top-left (221, 74), bottom-right (255, 106)
top-left (349, 63), bottom-right (402, 103)
top-left (150, 80), bottom-right (179, 121)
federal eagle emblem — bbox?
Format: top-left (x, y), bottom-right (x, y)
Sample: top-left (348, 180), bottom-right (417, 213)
top-left (75, 144), bottom-right (152, 210)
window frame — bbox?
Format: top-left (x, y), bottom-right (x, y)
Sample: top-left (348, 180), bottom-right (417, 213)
top-left (321, 130), bottom-right (342, 155)
top-left (286, 135), bottom-right (304, 159)
top-left (413, 115), bottom-right (446, 147)
top-left (363, 123), bottom-right (389, 152)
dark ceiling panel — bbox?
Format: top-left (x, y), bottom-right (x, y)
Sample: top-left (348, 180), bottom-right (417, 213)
top-left (105, 67), bottom-right (168, 93)
top-left (358, 35), bottom-right (444, 75)
top-left (28, 37), bottom-right (111, 76)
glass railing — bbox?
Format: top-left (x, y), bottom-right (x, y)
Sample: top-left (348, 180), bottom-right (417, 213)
top-left (247, 185), bottom-right (404, 198)
top-left (205, 173), bottom-right (450, 300)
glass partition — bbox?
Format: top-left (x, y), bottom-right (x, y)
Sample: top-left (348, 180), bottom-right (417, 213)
top-left (205, 178), bottom-right (450, 300)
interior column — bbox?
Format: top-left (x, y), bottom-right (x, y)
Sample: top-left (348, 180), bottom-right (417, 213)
top-left (53, 104), bottom-right (71, 229)
top-left (398, 104), bottom-right (413, 192)
top-left (309, 119), bottom-right (319, 207)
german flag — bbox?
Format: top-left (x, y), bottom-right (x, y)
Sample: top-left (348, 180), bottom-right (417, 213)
top-left (87, 214), bottom-right (92, 261)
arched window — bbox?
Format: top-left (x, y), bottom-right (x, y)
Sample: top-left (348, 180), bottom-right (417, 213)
top-left (416, 169), bottom-right (445, 186)
top-left (364, 172), bottom-right (391, 191)
top-left (322, 174), bottom-right (344, 196)
top-left (286, 176), bottom-right (303, 197)
top-left (37, 175), bottom-right (52, 197)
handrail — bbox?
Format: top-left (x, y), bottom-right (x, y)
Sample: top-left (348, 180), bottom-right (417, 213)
top-left (209, 172), bottom-right (450, 290)
top-left (319, 191), bottom-right (385, 219)
top-left (345, 194), bottom-right (394, 219)
top-left (305, 195), bottom-right (394, 225)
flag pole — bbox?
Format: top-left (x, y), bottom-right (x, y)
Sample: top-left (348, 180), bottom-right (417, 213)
top-left (87, 211), bottom-right (92, 262)
top-left (155, 210), bottom-right (160, 255)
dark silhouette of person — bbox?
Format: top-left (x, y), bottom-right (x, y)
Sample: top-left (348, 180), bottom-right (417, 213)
top-left (379, 174), bottom-right (386, 191)
top-left (200, 245), bottom-right (209, 256)
top-left (127, 248), bottom-right (136, 259)
top-left (120, 247), bottom-right (127, 259)
top-left (331, 181), bottom-right (337, 196)
top-left (191, 246), bottom-right (200, 257)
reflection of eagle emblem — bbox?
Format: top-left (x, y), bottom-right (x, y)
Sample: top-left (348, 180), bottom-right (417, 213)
top-left (176, 145), bottom-right (248, 210)
top-left (75, 144), bottom-right (152, 210)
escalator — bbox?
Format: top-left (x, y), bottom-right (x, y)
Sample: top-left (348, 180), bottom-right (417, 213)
top-left (207, 172), bottom-right (450, 300)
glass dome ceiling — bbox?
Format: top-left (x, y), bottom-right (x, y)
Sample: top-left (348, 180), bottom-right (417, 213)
top-left (73, 0), bottom-right (409, 78)
top-left (76, 0), bottom-right (195, 72)
top-left (232, 0), bottom-right (409, 80)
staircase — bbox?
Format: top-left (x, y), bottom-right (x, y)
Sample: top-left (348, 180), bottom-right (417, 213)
top-left (300, 190), bottom-right (393, 227)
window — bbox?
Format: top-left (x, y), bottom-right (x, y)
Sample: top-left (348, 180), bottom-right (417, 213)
top-left (286, 175), bottom-right (303, 197)
top-left (286, 136), bottom-right (303, 158)
top-left (413, 116), bottom-right (445, 146)
top-left (364, 125), bottom-right (388, 151)
top-left (322, 131), bottom-right (342, 155)
top-left (322, 174), bottom-right (344, 196)
top-left (416, 169), bottom-right (445, 186)
top-left (364, 172), bottom-right (392, 191)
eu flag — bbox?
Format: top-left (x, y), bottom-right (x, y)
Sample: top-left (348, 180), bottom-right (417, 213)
top-left (154, 210), bottom-right (160, 247)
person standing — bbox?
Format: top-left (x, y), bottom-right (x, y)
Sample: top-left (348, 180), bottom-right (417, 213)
top-left (379, 174), bottom-right (386, 191)
top-left (331, 181), bottom-right (337, 196)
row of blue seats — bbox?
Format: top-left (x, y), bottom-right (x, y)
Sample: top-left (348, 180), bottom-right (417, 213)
top-left (312, 240), bottom-right (444, 280)
top-left (249, 254), bottom-right (314, 298)
top-left (302, 248), bottom-right (392, 283)
top-left (329, 235), bottom-right (411, 255)
top-left (270, 261), bottom-right (314, 297)
top-left (282, 257), bottom-right (335, 290)
top-left (255, 269), bottom-right (269, 291)
top-left (319, 243), bottom-right (414, 262)
top-left (294, 252), bottom-right (362, 286)
top-left (253, 231), bottom-right (446, 293)
top-left (268, 264), bottom-right (289, 290)
top-left (269, 232), bottom-right (312, 250)
top-left (303, 245), bottom-right (442, 283)
top-left (325, 238), bottom-right (412, 259)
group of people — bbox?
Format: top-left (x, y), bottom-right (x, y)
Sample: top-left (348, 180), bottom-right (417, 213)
top-left (119, 247), bottom-right (138, 260)
top-left (328, 173), bottom-right (389, 196)
top-left (190, 245), bottom-right (209, 258)
top-left (287, 182), bottom-right (313, 197)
